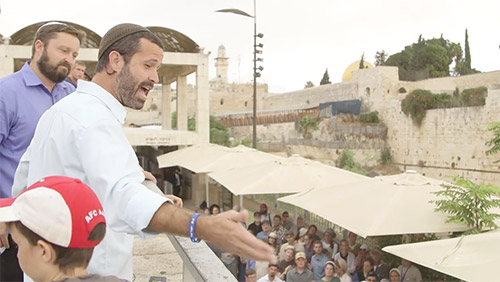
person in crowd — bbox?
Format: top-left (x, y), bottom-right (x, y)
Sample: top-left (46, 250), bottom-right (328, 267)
top-left (290, 215), bottom-right (308, 238)
top-left (281, 211), bottom-right (294, 230)
top-left (321, 261), bottom-right (340, 282)
top-left (306, 225), bottom-right (321, 242)
top-left (260, 203), bottom-right (273, 225)
top-left (354, 244), bottom-right (370, 273)
top-left (311, 240), bottom-right (330, 280)
top-left (209, 204), bottom-right (220, 215)
top-left (389, 268), bottom-right (401, 282)
top-left (303, 234), bottom-right (315, 264)
top-left (65, 60), bottom-right (86, 86)
top-left (246, 268), bottom-right (258, 282)
top-left (366, 271), bottom-right (378, 282)
top-left (296, 227), bottom-right (308, 247)
top-left (353, 257), bottom-right (374, 282)
top-left (7, 23), bottom-right (275, 281)
top-left (257, 220), bottom-right (272, 242)
top-left (321, 228), bottom-right (339, 258)
top-left (83, 69), bottom-right (93, 81)
top-left (278, 230), bottom-right (305, 261)
top-left (248, 211), bottom-right (263, 236)
top-left (257, 263), bottom-right (283, 282)
top-left (272, 215), bottom-right (286, 243)
top-left (334, 258), bottom-right (352, 282)
top-left (347, 232), bottom-right (361, 256)
top-left (286, 252), bottom-right (314, 282)
top-left (397, 259), bottom-right (422, 282)
top-left (221, 251), bottom-right (238, 278)
top-left (0, 22), bottom-right (85, 281)
top-left (277, 245), bottom-right (296, 280)
top-left (333, 240), bottom-right (356, 275)
top-left (0, 176), bottom-right (127, 282)
top-left (371, 250), bottom-right (389, 281)
top-left (173, 167), bottom-right (183, 197)
top-left (268, 232), bottom-right (280, 256)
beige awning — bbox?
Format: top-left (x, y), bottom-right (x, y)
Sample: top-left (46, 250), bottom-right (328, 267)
top-left (383, 230), bottom-right (500, 282)
top-left (278, 171), bottom-right (474, 237)
top-left (208, 154), bottom-right (367, 195)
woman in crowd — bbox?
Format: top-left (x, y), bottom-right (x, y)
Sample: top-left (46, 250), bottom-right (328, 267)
top-left (307, 224), bottom-right (321, 242)
top-left (389, 268), bottom-right (401, 282)
top-left (322, 228), bottom-right (339, 258)
top-left (209, 204), bottom-right (220, 215)
top-left (303, 234), bottom-right (315, 263)
top-left (335, 258), bottom-right (352, 282)
top-left (320, 261), bottom-right (340, 282)
top-left (268, 232), bottom-right (280, 256)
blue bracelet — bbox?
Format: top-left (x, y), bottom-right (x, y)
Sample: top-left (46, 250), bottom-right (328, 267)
top-left (189, 213), bottom-right (201, 243)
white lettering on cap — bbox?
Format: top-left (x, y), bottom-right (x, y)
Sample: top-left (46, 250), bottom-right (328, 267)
top-left (85, 209), bottom-right (103, 224)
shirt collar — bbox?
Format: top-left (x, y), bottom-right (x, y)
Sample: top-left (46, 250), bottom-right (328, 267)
top-left (76, 80), bottom-right (127, 123)
top-left (21, 61), bottom-right (71, 91)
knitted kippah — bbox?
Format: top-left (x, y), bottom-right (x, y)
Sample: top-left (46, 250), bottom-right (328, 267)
top-left (98, 23), bottom-right (150, 59)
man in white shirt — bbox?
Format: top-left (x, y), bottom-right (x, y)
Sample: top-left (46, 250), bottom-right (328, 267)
top-left (5, 23), bottom-right (274, 281)
top-left (257, 263), bottom-right (283, 282)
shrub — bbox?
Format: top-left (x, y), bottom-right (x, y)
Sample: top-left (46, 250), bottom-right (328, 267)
top-left (461, 86), bottom-right (487, 106)
top-left (359, 111), bottom-right (380, 123)
top-left (379, 147), bottom-right (392, 165)
top-left (298, 116), bottom-right (319, 139)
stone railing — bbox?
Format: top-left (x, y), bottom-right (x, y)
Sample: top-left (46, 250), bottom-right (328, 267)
top-left (167, 235), bottom-right (238, 282)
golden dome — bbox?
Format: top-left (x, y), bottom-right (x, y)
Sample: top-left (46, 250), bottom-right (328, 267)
top-left (342, 60), bottom-right (374, 82)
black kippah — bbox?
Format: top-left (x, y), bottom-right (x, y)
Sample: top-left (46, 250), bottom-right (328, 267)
top-left (98, 23), bottom-right (150, 59)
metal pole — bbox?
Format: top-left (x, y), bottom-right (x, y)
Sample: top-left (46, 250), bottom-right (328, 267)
top-left (252, 0), bottom-right (257, 149)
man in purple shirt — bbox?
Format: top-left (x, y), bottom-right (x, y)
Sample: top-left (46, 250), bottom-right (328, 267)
top-left (0, 22), bottom-right (84, 281)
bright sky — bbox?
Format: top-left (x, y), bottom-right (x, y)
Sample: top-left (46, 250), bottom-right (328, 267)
top-left (0, 0), bottom-right (499, 93)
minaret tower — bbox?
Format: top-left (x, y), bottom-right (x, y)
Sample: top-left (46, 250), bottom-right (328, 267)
top-left (215, 45), bottom-right (229, 83)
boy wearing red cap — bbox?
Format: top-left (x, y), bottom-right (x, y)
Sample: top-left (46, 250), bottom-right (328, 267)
top-left (0, 176), bottom-right (127, 282)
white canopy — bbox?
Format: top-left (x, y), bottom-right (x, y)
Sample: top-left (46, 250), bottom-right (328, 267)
top-left (383, 230), bottom-right (500, 282)
top-left (278, 171), bottom-right (473, 237)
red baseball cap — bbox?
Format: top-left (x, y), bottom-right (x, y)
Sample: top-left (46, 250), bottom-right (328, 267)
top-left (0, 176), bottom-right (106, 248)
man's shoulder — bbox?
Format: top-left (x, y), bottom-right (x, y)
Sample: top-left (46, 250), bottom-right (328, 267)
top-left (0, 71), bottom-right (25, 95)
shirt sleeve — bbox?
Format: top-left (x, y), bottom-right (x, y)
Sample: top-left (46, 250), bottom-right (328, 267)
top-left (76, 118), bottom-right (169, 236)
top-left (0, 89), bottom-right (14, 147)
top-left (11, 147), bottom-right (30, 197)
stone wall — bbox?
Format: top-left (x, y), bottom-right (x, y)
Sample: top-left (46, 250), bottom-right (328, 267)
top-left (223, 66), bottom-right (500, 185)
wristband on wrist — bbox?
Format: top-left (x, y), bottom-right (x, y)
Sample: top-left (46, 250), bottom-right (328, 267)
top-left (189, 213), bottom-right (201, 243)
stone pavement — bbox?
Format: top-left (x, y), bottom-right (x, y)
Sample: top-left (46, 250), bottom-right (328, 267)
top-left (133, 234), bottom-right (183, 282)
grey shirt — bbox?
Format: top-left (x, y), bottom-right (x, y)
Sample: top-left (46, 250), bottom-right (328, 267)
top-left (286, 267), bottom-right (315, 282)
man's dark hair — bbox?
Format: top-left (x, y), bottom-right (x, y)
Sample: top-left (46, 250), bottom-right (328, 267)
top-left (32, 22), bottom-right (86, 57)
top-left (313, 240), bottom-right (323, 247)
top-left (367, 271), bottom-right (377, 279)
top-left (95, 31), bottom-right (163, 73)
top-left (12, 221), bottom-right (105, 274)
top-left (253, 211), bottom-right (261, 217)
top-left (364, 257), bottom-right (375, 266)
top-left (245, 268), bottom-right (256, 277)
top-left (273, 214), bottom-right (281, 221)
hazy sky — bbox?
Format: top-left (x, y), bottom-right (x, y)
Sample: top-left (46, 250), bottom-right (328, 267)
top-left (0, 0), bottom-right (499, 92)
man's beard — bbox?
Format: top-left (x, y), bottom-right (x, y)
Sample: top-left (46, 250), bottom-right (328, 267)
top-left (115, 65), bottom-right (154, 110)
top-left (37, 49), bottom-right (71, 83)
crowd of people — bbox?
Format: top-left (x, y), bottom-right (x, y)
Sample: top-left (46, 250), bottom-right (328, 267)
top-left (209, 203), bottom-right (424, 282)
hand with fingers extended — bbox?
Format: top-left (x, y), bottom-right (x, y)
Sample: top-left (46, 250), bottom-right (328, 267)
top-left (197, 210), bottom-right (277, 264)
top-left (0, 222), bottom-right (9, 249)
top-left (164, 194), bottom-right (183, 208)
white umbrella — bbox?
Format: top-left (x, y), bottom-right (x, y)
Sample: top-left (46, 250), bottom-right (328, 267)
top-left (157, 144), bottom-right (282, 204)
top-left (278, 170), bottom-right (474, 237)
top-left (208, 154), bottom-right (368, 195)
top-left (383, 230), bottom-right (500, 282)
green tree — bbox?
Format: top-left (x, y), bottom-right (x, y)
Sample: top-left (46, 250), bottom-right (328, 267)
top-left (374, 50), bottom-right (388, 66)
top-left (304, 81), bottom-right (314, 88)
top-left (320, 68), bottom-right (331, 85)
top-left (209, 115), bottom-right (230, 146)
top-left (431, 178), bottom-right (500, 234)
top-left (464, 28), bottom-right (471, 70)
top-left (385, 35), bottom-right (464, 81)
top-left (359, 53), bottom-right (365, 69)
top-left (297, 116), bottom-right (319, 139)
top-left (171, 112), bottom-right (195, 131)
top-left (486, 122), bottom-right (500, 162)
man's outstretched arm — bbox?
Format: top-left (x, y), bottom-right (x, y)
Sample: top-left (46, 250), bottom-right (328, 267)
top-left (148, 202), bottom-right (276, 263)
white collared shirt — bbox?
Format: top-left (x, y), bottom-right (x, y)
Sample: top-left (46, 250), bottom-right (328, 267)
top-left (12, 81), bottom-right (169, 281)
